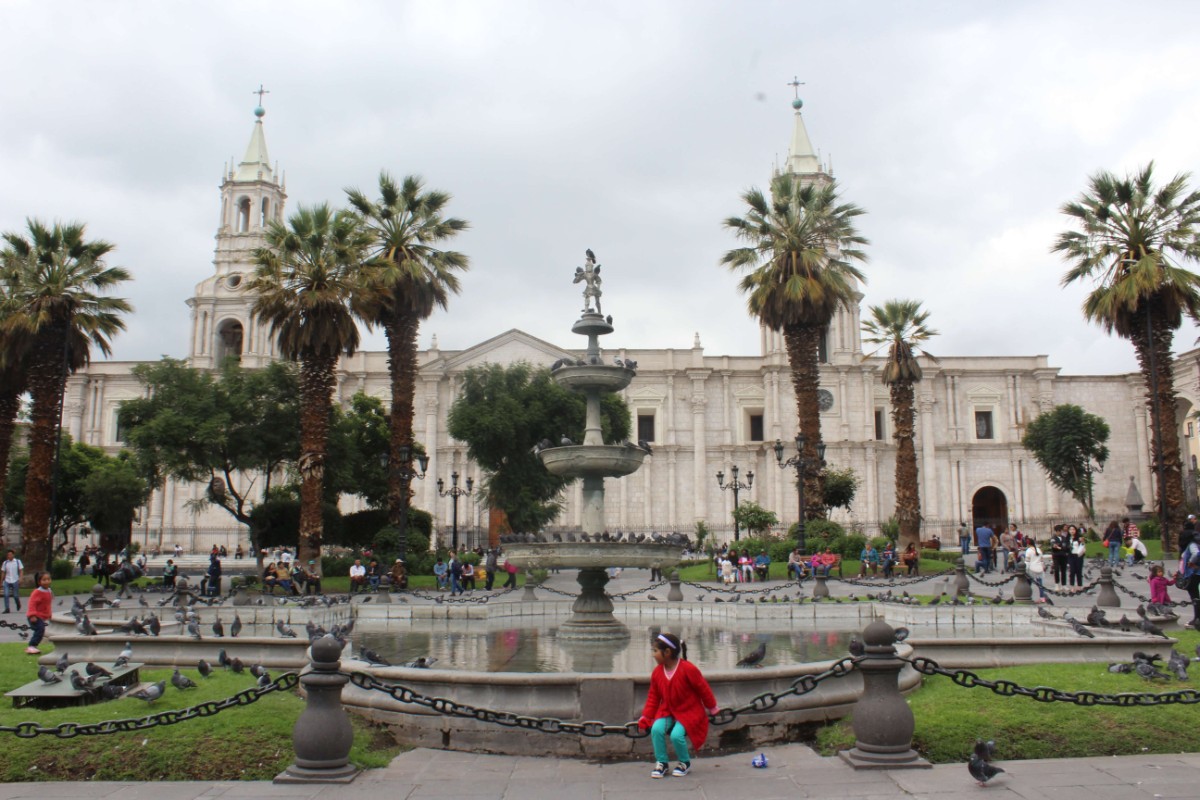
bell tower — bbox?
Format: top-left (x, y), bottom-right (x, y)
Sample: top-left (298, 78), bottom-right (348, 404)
top-left (760, 90), bottom-right (863, 366)
top-left (187, 97), bottom-right (287, 369)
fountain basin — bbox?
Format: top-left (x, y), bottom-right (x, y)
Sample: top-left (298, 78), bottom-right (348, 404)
top-left (538, 445), bottom-right (646, 478)
top-left (503, 541), bottom-right (679, 571)
top-left (551, 364), bottom-right (636, 392)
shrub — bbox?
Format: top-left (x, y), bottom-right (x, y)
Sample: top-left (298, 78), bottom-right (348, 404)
top-left (373, 526), bottom-right (434, 575)
top-left (342, 509), bottom-right (389, 549)
top-left (922, 549), bottom-right (959, 564)
top-left (250, 499), bottom-right (343, 549)
top-left (841, 532), bottom-right (867, 559)
top-left (50, 559), bottom-right (74, 580)
top-left (802, 519), bottom-right (847, 554)
top-left (321, 554), bottom-right (354, 577)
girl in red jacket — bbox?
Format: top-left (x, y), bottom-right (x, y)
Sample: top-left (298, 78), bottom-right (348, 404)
top-left (637, 632), bottom-right (718, 778)
top-left (26, 571), bottom-right (54, 655)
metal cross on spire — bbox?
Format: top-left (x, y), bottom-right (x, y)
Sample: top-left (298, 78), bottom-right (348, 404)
top-left (787, 76), bottom-right (806, 100)
top-left (253, 84), bottom-right (270, 107)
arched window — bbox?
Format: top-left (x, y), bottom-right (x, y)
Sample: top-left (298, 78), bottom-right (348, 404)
top-left (237, 198), bottom-right (251, 233)
top-left (216, 319), bottom-right (244, 364)
top-left (260, 198), bottom-right (270, 228)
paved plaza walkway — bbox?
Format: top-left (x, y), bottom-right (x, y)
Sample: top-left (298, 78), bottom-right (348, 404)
top-left (1, 559), bottom-right (1194, 799)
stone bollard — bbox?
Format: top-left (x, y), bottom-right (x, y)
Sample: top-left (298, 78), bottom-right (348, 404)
top-left (1013, 570), bottom-right (1032, 604)
top-left (276, 635), bottom-right (359, 784)
top-left (89, 584), bottom-right (107, 609)
top-left (812, 573), bottom-right (831, 599)
top-left (523, 582), bottom-right (539, 602)
top-left (839, 620), bottom-right (931, 770)
top-left (667, 578), bottom-right (684, 602)
top-left (952, 558), bottom-right (970, 597)
top-left (1095, 566), bottom-right (1121, 608)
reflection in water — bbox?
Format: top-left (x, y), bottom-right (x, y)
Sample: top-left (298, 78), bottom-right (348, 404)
top-left (354, 619), bottom-right (861, 673)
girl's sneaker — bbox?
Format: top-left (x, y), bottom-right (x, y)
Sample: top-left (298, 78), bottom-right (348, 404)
top-left (651, 762), bottom-right (669, 779)
top-left (672, 762), bottom-right (691, 777)
top-left (25, 647), bottom-right (40, 655)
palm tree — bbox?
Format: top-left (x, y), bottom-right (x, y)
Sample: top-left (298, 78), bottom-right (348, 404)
top-left (0, 288), bottom-right (30, 545)
top-left (248, 204), bottom-right (374, 564)
top-left (862, 300), bottom-right (937, 549)
top-left (723, 173), bottom-right (867, 522)
top-left (0, 220), bottom-right (131, 570)
top-left (345, 173), bottom-right (469, 559)
top-left (1054, 163), bottom-right (1200, 552)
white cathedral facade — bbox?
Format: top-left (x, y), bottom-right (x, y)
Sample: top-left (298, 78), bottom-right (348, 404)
top-left (63, 105), bottom-right (1200, 553)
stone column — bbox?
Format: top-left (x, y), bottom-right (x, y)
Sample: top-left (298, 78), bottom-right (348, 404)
top-left (276, 635), bottom-right (358, 784)
top-left (919, 396), bottom-right (938, 520)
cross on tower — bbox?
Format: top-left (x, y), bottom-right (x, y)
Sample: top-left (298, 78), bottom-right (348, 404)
top-left (787, 76), bottom-right (806, 100)
top-left (253, 84), bottom-right (270, 106)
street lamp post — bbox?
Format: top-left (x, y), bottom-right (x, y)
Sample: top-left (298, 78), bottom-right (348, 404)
top-left (437, 471), bottom-right (475, 552)
top-left (774, 433), bottom-right (826, 554)
top-left (382, 446), bottom-right (429, 565)
top-left (715, 465), bottom-right (754, 541)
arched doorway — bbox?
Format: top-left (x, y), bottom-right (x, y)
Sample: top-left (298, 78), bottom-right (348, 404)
top-left (971, 486), bottom-right (1008, 533)
top-left (216, 319), bottom-right (244, 364)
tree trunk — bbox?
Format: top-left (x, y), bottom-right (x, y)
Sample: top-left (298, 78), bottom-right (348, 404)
top-left (0, 383), bottom-right (22, 542)
top-left (297, 353), bottom-right (338, 565)
top-left (385, 311), bottom-right (421, 562)
top-left (21, 328), bottom-right (67, 571)
top-left (1130, 306), bottom-right (1186, 553)
top-left (891, 380), bottom-right (921, 549)
top-left (783, 322), bottom-right (825, 520)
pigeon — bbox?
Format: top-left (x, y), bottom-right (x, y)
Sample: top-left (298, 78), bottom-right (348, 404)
top-left (736, 642), bottom-right (767, 668)
top-left (1037, 606), bottom-right (1055, 620)
top-left (129, 680), bottom-right (166, 703)
top-left (114, 655), bottom-right (130, 668)
top-left (968, 754), bottom-right (1004, 785)
top-left (1168, 649), bottom-right (1190, 681)
top-left (85, 662), bottom-right (113, 679)
top-left (637, 440), bottom-right (654, 455)
top-left (70, 671), bottom-right (93, 692)
top-left (212, 617), bottom-right (224, 637)
top-left (118, 641), bottom-right (134, 661)
top-left (171, 669), bottom-right (197, 690)
top-left (38, 665), bottom-right (63, 684)
top-left (848, 637), bottom-right (865, 657)
top-left (359, 647), bottom-right (390, 666)
top-left (974, 738), bottom-right (998, 762)
top-left (1118, 615), bottom-right (1133, 632)
top-left (1086, 606), bottom-right (1112, 628)
top-left (1137, 617), bottom-right (1169, 638)
top-left (99, 683), bottom-right (127, 700)
top-left (1107, 662), bottom-right (1134, 674)
top-left (145, 615), bottom-right (161, 636)
top-left (56, 652), bottom-right (70, 672)
top-left (928, 593), bottom-right (944, 606)
top-left (198, 659), bottom-right (213, 678)
top-left (257, 671), bottom-right (272, 688)
top-left (405, 657), bottom-right (437, 669)
top-left (276, 619), bottom-right (297, 638)
top-left (230, 614), bottom-right (243, 638)
top-left (229, 657), bottom-right (245, 673)
top-left (1135, 660), bottom-right (1171, 680)
top-left (893, 627), bottom-right (910, 643)
top-left (76, 616), bottom-right (98, 637)
top-left (217, 649), bottom-right (230, 668)
top-left (249, 663), bottom-right (268, 678)
top-left (1066, 616), bottom-right (1096, 639)
top-left (560, 435), bottom-right (575, 446)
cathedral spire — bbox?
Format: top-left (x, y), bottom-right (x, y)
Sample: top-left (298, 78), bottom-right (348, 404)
top-left (786, 96), bottom-right (821, 176)
top-left (234, 101), bottom-right (273, 182)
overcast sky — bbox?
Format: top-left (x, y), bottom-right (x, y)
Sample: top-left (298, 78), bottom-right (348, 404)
top-left (4, 0), bottom-right (1200, 375)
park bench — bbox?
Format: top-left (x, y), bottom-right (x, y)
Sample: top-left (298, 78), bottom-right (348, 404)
top-left (801, 554), bottom-right (843, 577)
top-left (6, 661), bottom-right (142, 709)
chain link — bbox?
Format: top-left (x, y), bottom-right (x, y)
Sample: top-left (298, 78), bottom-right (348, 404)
top-left (904, 656), bottom-right (1200, 707)
top-left (404, 588), bottom-right (518, 604)
top-left (0, 672), bottom-right (299, 738)
top-left (834, 573), bottom-right (936, 588)
top-left (0, 618), bottom-right (32, 633)
top-left (1111, 579), bottom-right (1193, 608)
top-left (965, 572), bottom-right (1019, 588)
top-left (346, 656), bottom-right (858, 738)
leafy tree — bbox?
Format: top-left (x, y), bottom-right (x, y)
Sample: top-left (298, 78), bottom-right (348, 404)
top-left (345, 173), bottom-right (469, 563)
top-left (731, 501), bottom-right (778, 537)
top-left (325, 392), bottom-right (390, 507)
top-left (0, 220), bottom-right (131, 569)
top-left (822, 466), bottom-right (860, 512)
top-left (248, 498), bottom-right (343, 551)
top-left (1022, 404), bottom-right (1110, 520)
top-left (6, 436), bottom-right (147, 554)
top-left (862, 299), bottom-right (938, 549)
top-left (447, 362), bottom-right (630, 532)
top-left (118, 357), bottom-right (300, 561)
top-left (723, 173), bottom-right (868, 522)
top-left (1054, 163), bottom-right (1200, 548)
top-left (248, 204), bottom-right (374, 564)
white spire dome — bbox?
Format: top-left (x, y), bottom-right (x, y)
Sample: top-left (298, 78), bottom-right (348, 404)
top-left (786, 97), bottom-right (821, 175)
top-left (234, 105), bottom-right (273, 182)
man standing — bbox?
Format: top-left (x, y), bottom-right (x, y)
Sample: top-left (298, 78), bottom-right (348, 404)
top-left (999, 525), bottom-right (1017, 572)
top-left (484, 549), bottom-right (498, 590)
top-left (958, 523), bottom-right (971, 556)
top-left (2, 550), bottom-right (22, 613)
top-left (1049, 525), bottom-right (1070, 585)
top-left (974, 522), bottom-right (995, 573)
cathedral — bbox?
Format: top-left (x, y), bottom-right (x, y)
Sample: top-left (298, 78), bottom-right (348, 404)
top-left (62, 103), bottom-right (1200, 553)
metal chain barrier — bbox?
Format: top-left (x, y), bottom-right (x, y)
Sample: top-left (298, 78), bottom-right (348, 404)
top-left (0, 618), bottom-right (32, 633)
top-left (681, 580), bottom-right (779, 597)
top-left (965, 572), bottom-right (1019, 588)
top-left (346, 656), bottom-right (859, 737)
top-left (404, 588), bottom-right (518, 604)
top-left (1039, 578), bottom-right (1100, 598)
top-left (609, 581), bottom-right (668, 599)
top-left (904, 655), bottom-right (1200, 707)
top-left (0, 672), bottom-right (300, 738)
top-left (834, 573), bottom-right (937, 588)
top-left (536, 584), bottom-right (581, 599)
top-left (1111, 580), bottom-right (1193, 608)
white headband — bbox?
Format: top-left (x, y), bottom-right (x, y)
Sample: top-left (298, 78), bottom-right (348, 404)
top-left (656, 634), bottom-right (677, 650)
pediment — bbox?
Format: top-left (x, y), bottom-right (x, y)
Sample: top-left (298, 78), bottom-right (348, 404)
top-left (439, 329), bottom-right (576, 372)
top-left (733, 385), bottom-right (765, 400)
top-left (965, 384), bottom-right (1003, 403)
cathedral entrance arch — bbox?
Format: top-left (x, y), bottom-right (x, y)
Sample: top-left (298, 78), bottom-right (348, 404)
top-left (216, 319), bottom-right (244, 364)
top-left (971, 486), bottom-right (1008, 534)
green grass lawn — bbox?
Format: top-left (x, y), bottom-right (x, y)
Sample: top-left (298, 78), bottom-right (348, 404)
top-left (0, 641), bottom-right (401, 781)
top-left (816, 626), bottom-right (1200, 763)
top-left (678, 558), bottom-right (952, 583)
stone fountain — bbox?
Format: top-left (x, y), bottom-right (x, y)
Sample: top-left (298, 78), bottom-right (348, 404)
top-left (504, 251), bottom-right (679, 638)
